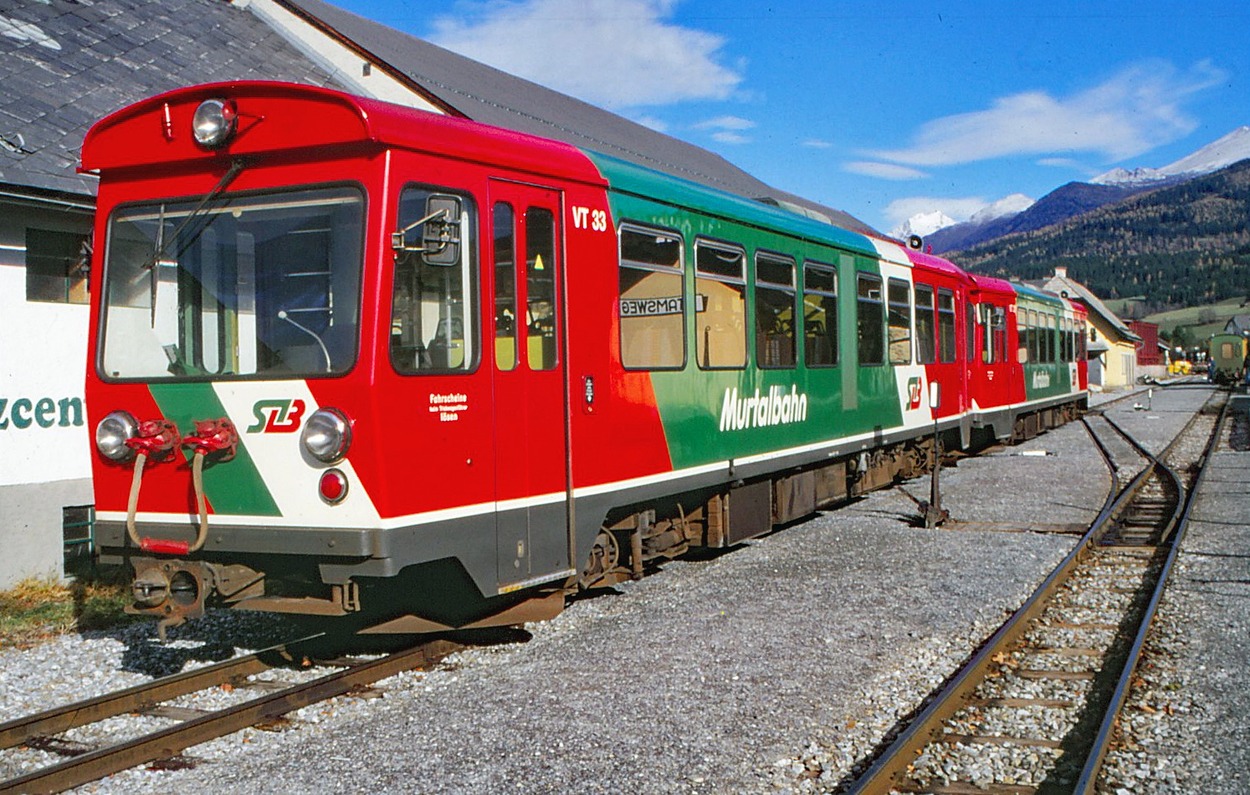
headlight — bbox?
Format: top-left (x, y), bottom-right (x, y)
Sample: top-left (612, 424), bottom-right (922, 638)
top-left (301, 408), bottom-right (352, 463)
top-left (192, 98), bottom-right (237, 148)
top-left (96, 410), bottom-right (138, 461)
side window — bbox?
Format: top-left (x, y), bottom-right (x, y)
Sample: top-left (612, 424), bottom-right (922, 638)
top-left (915, 284), bottom-right (936, 364)
top-left (390, 185), bottom-right (478, 374)
top-left (695, 240), bottom-right (747, 369)
top-left (1077, 320), bottom-right (1087, 360)
top-left (887, 278), bottom-right (911, 365)
top-left (980, 305), bottom-right (993, 364)
top-left (27, 228), bottom-right (90, 304)
top-left (938, 288), bottom-right (956, 363)
top-left (994, 307), bottom-right (1007, 363)
top-left (803, 261), bottom-right (838, 367)
top-left (618, 224), bottom-right (684, 370)
top-left (1016, 308), bottom-right (1027, 364)
top-left (525, 207), bottom-right (557, 371)
top-left (1028, 310), bottom-right (1040, 363)
top-left (756, 253), bottom-right (796, 369)
top-left (1046, 314), bottom-right (1057, 363)
top-left (966, 301), bottom-right (976, 363)
top-left (856, 273), bottom-right (884, 366)
top-left (493, 203), bottom-right (517, 371)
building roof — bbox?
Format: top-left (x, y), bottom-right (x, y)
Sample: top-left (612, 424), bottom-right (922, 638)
top-left (1224, 314), bottom-right (1250, 334)
top-left (0, 0), bottom-right (350, 199)
top-left (278, 0), bottom-right (872, 233)
top-left (2, 0), bottom-right (871, 234)
top-left (1040, 268), bottom-right (1141, 344)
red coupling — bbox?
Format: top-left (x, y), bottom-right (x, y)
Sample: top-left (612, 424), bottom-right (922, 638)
top-left (139, 537), bottom-right (191, 555)
top-left (124, 419), bottom-right (181, 460)
top-left (182, 418), bottom-right (239, 460)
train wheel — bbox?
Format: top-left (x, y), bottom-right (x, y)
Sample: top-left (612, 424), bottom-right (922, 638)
top-left (579, 529), bottom-right (623, 589)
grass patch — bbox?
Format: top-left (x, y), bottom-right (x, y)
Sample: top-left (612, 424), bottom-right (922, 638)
top-left (0, 571), bottom-right (142, 649)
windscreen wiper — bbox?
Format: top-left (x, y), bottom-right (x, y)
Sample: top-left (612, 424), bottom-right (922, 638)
top-left (142, 157), bottom-right (248, 329)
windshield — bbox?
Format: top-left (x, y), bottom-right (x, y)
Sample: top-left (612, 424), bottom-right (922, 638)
top-left (99, 186), bottom-right (364, 380)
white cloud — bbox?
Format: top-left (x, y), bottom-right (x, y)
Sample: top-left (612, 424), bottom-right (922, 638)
top-left (694, 115), bottom-right (755, 144)
top-left (884, 196), bottom-right (989, 230)
top-left (429, 0), bottom-right (743, 110)
top-left (629, 114), bottom-right (670, 132)
top-left (802, 139), bottom-right (834, 149)
top-left (869, 59), bottom-right (1226, 167)
top-left (693, 115), bottom-right (755, 131)
top-left (844, 161), bottom-right (927, 180)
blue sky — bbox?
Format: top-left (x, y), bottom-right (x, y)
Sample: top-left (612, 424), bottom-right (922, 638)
top-left (331, 0), bottom-right (1249, 233)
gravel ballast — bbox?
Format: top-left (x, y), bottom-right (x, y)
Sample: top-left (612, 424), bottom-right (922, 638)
top-left (1, 384), bottom-right (1241, 794)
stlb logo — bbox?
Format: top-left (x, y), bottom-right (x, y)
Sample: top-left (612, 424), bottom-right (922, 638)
top-left (247, 399), bottom-right (306, 433)
top-left (907, 377), bottom-right (923, 410)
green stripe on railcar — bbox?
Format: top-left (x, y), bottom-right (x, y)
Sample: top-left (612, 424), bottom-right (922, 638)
top-left (590, 153), bottom-right (907, 470)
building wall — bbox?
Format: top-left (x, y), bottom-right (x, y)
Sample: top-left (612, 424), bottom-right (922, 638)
top-left (1087, 315), bottom-right (1137, 389)
top-left (0, 197), bottom-right (94, 588)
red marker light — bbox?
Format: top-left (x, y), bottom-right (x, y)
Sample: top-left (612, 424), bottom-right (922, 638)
top-left (319, 469), bottom-right (348, 504)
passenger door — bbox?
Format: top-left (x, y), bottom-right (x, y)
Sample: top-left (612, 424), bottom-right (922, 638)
top-left (488, 180), bottom-right (571, 590)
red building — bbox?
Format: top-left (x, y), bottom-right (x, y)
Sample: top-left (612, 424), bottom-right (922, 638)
top-left (1129, 320), bottom-right (1161, 365)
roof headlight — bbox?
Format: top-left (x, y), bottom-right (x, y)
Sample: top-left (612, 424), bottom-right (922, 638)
top-left (96, 410), bottom-right (138, 462)
top-left (301, 408), bottom-right (352, 464)
top-left (192, 98), bottom-right (238, 148)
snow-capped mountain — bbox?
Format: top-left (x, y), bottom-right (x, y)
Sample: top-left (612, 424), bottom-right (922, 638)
top-left (889, 210), bottom-right (956, 240)
top-left (1092, 126), bottom-right (1250, 186)
top-left (968, 193), bottom-right (1035, 224)
top-left (890, 194), bottom-right (1033, 245)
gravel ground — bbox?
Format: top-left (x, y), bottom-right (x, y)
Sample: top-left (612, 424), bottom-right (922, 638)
top-left (1, 383), bottom-right (1239, 794)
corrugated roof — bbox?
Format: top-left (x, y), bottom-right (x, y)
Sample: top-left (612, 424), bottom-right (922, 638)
top-left (0, 0), bottom-right (350, 198)
top-left (279, 0), bottom-right (873, 233)
top-left (1040, 271), bottom-right (1141, 343)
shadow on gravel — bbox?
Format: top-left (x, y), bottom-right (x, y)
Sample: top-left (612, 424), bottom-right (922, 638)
top-left (88, 610), bottom-right (318, 677)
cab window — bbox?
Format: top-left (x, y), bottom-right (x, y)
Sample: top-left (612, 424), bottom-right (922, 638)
top-left (390, 185), bottom-right (478, 374)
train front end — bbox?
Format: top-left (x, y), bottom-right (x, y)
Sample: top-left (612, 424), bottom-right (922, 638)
top-left (83, 84), bottom-right (388, 635)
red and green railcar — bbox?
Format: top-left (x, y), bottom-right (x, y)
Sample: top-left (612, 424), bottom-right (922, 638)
top-left (81, 82), bottom-right (1085, 635)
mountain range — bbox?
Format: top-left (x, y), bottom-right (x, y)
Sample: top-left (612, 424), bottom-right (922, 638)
top-left (901, 126), bottom-right (1250, 255)
top-left (946, 157), bottom-right (1250, 311)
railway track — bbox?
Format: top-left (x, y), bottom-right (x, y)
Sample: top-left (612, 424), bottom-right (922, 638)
top-left (0, 634), bottom-right (465, 794)
top-left (847, 390), bottom-right (1228, 794)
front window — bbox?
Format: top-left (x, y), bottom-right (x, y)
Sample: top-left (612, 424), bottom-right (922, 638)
top-left (100, 185), bottom-right (363, 379)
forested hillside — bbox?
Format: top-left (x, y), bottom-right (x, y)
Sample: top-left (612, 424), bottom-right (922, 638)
top-left (950, 159), bottom-right (1250, 311)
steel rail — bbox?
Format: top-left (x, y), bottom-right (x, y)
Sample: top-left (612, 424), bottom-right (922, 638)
top-left (848, 395), bottom-right (1219, 794)
top-left (0, 636), bottom-right (323, 752)
top-left (1072, 394), bottom-right (1231, 793)
top-left (0, 638), bottom-right (461, 794)
top-left (847, 419), bottom-right (1141, 793)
